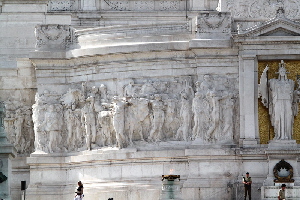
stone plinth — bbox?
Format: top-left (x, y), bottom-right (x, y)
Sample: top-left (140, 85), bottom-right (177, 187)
top-left (268, 140), bottom-right (298, 149)
top-left (261, 186), bottom-right (300, 200)
top-left (263, 147), bottom-right (300, 200)
top-left (160, 179), bottom-right (182, 200)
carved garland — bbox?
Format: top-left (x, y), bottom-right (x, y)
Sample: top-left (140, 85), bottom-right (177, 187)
top-left (202, 13), bottom-right (226, 29)
top-left (273, 159), bottom-right (294, 183)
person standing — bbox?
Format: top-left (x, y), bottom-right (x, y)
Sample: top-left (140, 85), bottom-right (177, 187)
top-left (243, 172), bottom-right (252, 200)
top-left (74, 181), bottom-right (84, 200)
top-left (278, 184), bottom-right (286, 200)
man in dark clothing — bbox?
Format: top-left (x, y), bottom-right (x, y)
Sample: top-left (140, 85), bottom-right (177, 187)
top-left (243, 172), bottom-right (252, 200)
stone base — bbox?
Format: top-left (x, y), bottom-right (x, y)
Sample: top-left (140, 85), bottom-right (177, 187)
top-left (160, 180), bottom-right (182, 200)
top-left (268, 139), bottom-right (297, 149)
top-left (242, 139), bottom-right (259, 147)
top-left (189, 39), bottom-right (231, 48)
top-left (261, 186), bottom-right (300, 200)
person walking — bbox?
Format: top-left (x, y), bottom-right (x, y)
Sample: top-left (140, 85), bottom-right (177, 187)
top-left (74, 181), bottom-right (84, 200)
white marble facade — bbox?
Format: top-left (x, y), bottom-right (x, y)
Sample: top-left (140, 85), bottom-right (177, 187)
top-left (1, 0), bottom-right (300, 200)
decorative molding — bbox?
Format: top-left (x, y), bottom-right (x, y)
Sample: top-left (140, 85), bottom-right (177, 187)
top-left (273, 159), bottom-right (294, 183)
top-left (48, 0), bottom-right (76, 11)
top-left (227, 0), bottom-right (300, 19)
top-left (235, 8), bottom-right (300, 41)
top-left (35, 24), bottom-right (74, 50)
top-left (196, 12), bottom-right (232, 39)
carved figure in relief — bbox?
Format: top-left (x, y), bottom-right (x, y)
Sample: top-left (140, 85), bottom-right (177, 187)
top-left (124, 80), bottom-right (136, 97)
top-left (4, 118), bottom-right (14, 144)
top-left (99, 84), bottom-right (108, 102)
top-left (40, 104), bottom-right (63, 153)
top-left (4, 98), bottom-right (17, 118)
top-left (14, 108), bottom-right (25, 152)
top-left (164, 99), bottom-right (179, 139)
top-left (221, 93), bottom-right (235, 141)
top-left (81, 82), bottom-right (87, 98)
top-left (176, 92), bottom-right (192, 141)
top-left (14, 107), bottom-right (34, 154)
top-left (140, 80), bottom-right (157, 97)
top-left (125, 97), bottom-right (136, 145)
top-left (65, 105), bottom-right (77, 151)
top-left (192, 92), bottom-right (206, 140)
top-left (98, 110), bottom-right (113, 146)
top-left (195, 81), bottom-right (201, 94)
top-left (200, 74), bottom-right (214, 92)
top-left (206, 90), bottom-right (227, 142)
top-left (24, 107), bottom-right (34, 153)
top-left (182, 78), bottom-right (194, 99)
top-left (137, 98), bottom-right (151, 140)
top-left (148, 94), bottom-right (165, 142)
top-left (32, 93), bottom-right (45, 152)
top-left (90, 86), bottom-right (103, 113)
top-left (259, 60), bottom-right (298, 140)
top-left (61, 89), bottom-right (85, 109)
top-left (81, 96), bottom-right (97, 150)
top-left (127, 97), bottom-right (150, 144)
top-left (111, 96), bottom-right (127, 148)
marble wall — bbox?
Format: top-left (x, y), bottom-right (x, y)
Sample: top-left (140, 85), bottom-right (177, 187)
top-left (1, 0), bottom-right (300, 199)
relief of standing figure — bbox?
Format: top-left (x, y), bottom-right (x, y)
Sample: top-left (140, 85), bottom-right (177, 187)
top-left (111, 96), bottom-right (127, 148)
top-left (81, 96), bottom-right (97, 150)
top-left (176, 92), bottom-right (192, 141)
top-left (148, 94), bottom-right (165, 142)
top-left (39, 104), bottom-right (63, 153)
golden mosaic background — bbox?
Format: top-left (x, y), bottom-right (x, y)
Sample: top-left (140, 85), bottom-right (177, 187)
top-left (258, 60), bottom-right (300, 144)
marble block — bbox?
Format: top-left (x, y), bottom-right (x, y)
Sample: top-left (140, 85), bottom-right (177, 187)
top-left (268, 140), bottom-right (298, 149)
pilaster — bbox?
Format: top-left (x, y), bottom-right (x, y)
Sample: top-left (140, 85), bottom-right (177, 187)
top-left (239, 54), bottom-right (259, 147)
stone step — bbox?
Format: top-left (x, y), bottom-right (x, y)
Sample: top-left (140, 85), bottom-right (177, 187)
top-left (76, 33), bottom-right (193, 48)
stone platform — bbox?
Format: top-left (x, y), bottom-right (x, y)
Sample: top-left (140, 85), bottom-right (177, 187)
top-left (261, 186), bottom-right (300, 200)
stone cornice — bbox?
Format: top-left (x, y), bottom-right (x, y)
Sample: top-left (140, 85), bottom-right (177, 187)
top-left (234, 35), bottom-right (300, 45)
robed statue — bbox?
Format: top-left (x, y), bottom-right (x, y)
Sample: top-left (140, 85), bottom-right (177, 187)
top-left (259, 60), bottom-right (299, 140)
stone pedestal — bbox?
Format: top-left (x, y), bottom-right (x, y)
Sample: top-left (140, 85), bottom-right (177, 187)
top-left (261, 186), bottom-right (300, 200)
top-left (262, 141), bottom-right (300, 199)
top-left (160, 179), bottom-right (182, 200)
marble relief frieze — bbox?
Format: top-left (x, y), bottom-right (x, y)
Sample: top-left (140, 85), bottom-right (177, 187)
top-left (227, 0), bottom-right (300, 19)
top-left (4, 98), bottom-right (35, 154)
top-left (48, 0), bottom-right (183, 11)
top-left (24, 75), bottom-right (239, 153)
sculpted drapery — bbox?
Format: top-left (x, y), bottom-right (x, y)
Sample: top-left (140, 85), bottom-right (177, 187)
top-left (259, 60), bottom-right (299, 141)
